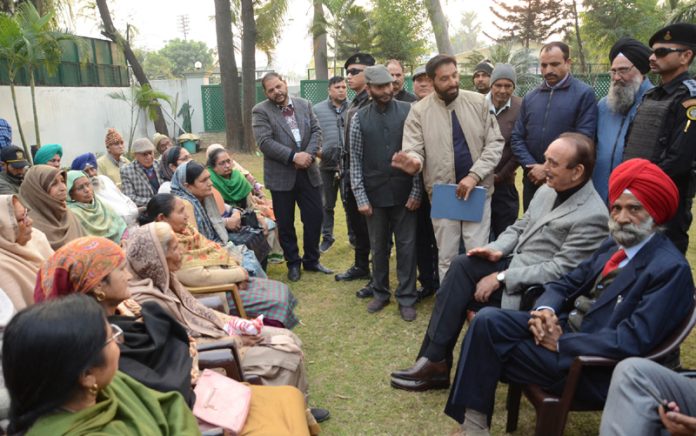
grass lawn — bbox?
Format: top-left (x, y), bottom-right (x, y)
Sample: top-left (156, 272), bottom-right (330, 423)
top-left (228, 152), bottom-right (696, 435)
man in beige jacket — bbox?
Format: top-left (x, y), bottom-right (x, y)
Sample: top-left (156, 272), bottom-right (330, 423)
top-left (393, 54), bottom-right (504, 278)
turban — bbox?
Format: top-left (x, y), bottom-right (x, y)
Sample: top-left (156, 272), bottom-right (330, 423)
top-left (33, 143), bottom-right (63, 165)
top-left (608, 158), bottom-right (679, 225)
top-left (70, 152), bottom-right (97, 171)
top-left (34, 236), bottom-right (125, 303)
top-left (609, 38), bottom-right (652, 74)
top-left (105, 128), bottom-right (124, 148)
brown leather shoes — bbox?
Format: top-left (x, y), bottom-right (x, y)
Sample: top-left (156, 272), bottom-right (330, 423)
top-left (390, 357), bottom-right (450, 391)
top-left (366, 298), bottom-right (389, 313)
top-left (399, 305), bottom-right (417, 322)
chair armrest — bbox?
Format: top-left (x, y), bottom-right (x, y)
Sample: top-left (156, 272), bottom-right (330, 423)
top-left (195, 294), bottom-right (227, 313)
top-left (198, 349), bottom-right (244, 381)
top-left (246, 375), bottom-right (263, 385)
top-left (575, 356), bottom-right (619, 367)
top-left (188, 283), bottom-right (239, 294)
top-left (196, 338), bottom-right (238, 352)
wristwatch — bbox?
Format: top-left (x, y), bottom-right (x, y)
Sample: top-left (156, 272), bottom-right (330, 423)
top-left (496, 271), bottom-right (506, 283)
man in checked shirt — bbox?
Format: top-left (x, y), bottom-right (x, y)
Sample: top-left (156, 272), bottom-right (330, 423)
top-left (349, 65), bottom-right (422, 322)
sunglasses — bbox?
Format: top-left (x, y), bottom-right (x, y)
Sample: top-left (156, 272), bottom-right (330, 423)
top-left (652, 47), bottom-right (688, 58)
top-left (346, 68), bottom-right (364, 76)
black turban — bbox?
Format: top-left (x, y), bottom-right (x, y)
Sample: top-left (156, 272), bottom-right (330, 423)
top-left (609, 37), bottom-right (652, 74)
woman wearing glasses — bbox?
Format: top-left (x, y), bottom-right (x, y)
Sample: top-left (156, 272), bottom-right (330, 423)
top-left (2, 294), bottom-right (199, 435)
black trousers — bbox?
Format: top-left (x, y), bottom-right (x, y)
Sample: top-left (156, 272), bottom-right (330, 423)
top-left (664, 194), bottom-right (693, 254)
top-left (522, 176), bottom-right (540, 212)
top-left (418, 254), bottom-right (510, 365)
top-left (416, 195), bottom-right (439, 290)
top-left (270, 171), bottom-right (323, 268)
top-left (490, 182), bottom-right (520, 239)
top-left (343, 182), bottom-right (371, 271)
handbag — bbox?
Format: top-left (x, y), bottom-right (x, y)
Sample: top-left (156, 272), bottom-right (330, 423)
top-left (240, 210), bottom-right (260, 229)
top-left (228, 226), bottom-right (271, 263)
top-left (193, 369), bottom-right (252, 435)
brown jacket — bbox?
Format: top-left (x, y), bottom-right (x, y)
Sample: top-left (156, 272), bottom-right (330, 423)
top-left (493, 95), bottom-right (522, 185)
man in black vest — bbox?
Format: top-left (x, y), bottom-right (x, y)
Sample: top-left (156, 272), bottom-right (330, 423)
top-left (349, 65), bottom-right (422, 321)
top-left (623, 23), bottom-right (696, 253)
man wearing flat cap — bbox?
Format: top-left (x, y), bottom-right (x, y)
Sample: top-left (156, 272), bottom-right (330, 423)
top-left (0, 146), bottom-right (29, 195)
top-left (473, 60), bottom-right (493, 94)
top-left (412, 65), bottom-right (433, 100)
top-left (441, 158), bottom-right (694, 436)
top-left (335, 52), bottom-right (377, 294)
top-left (593, 38), bottom-right (654, 204)
top-left (623, 23), bottom-right (696, 253)
top-left (349, 65), bottom-right (422, 321)
top-left (120, 138), bottom-right (163, 208)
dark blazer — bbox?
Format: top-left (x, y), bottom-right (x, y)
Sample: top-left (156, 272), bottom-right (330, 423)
top-left (252, 97), bottom-right (322, 191)
top-left (536, 232), bottom-right (694, 370)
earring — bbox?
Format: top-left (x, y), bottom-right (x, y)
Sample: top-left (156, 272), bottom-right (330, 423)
top-left (88, 383), bottom-right (99, 396)
top-left (93, 290), bottom-right (106, 302)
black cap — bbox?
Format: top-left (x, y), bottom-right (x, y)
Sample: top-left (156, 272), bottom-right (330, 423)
top-left (344, 53), bottom-right (375, 70)
top-left (473, 61), bottom-right (494, 76)
top-left (649, 23), bottom-right (696, 47)
top-left (609, 38), bottom-right (652, 74)
top-left (0, 146), bottom-right (29, 169)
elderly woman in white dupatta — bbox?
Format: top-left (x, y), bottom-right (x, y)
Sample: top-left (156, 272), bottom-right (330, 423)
top-left (66, 170), bottom-right (127, 243)
top-left (0, 195), bottom-right (53, 310)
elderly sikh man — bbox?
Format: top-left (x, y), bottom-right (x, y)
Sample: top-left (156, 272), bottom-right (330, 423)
top-left (442, 159), bottom-right (693, 436)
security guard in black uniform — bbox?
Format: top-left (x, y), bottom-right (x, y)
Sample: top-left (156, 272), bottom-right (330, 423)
top-left (624, 23), bottom-right (696, 253)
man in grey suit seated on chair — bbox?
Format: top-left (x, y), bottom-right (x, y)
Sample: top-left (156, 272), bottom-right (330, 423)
top-left (391, 132), bottom-right (609, 392)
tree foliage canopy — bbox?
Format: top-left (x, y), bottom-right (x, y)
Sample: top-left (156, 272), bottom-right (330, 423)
top-left (490, 0), bottom-right (565, 48)
top-left (159, 38), bottom-right (214, 77)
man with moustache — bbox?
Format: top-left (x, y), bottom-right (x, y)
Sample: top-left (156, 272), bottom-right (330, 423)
top-left (252, 72), bottom-right (331, 282)
top-left (0, 146), bottom-right (29, 195)
top-left (443, 159), bottom-right (693, 436)
top-left (120, 138), bottom-right (162, 208)
top-left (390, 133), bottom-right (609, 392)
top-left (472, 60), bottom-right (493, 95)
top-left (511, 41), bottom-right (597, 210)
top-left (593, 38), bottom-right (653, 204)
top-left (386, 59), bottom-right (417, 102)
top-left (392, 54), bottom-right (503, 279)
top-left (412, 65), bottom-right (434, 100)
top-left (623, 23), bottom-right (696, 254)
top-left (335, 53), bottom-right (376, 297)
top-left (349, 65), bottom-right (422, 321)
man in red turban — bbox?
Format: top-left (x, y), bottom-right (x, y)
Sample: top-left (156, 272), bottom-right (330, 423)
top-left (440, 158), bottom-right (693, 435)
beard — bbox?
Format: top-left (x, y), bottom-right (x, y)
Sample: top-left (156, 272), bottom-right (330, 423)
top-left (89, 176), bottom-right (103, 191)
top-left (608, 215), bottom-right (654, 247)
top-left (606, 75), bottom-right (643, 115)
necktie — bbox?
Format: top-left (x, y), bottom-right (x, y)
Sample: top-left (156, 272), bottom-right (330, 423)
top-left (601, 249), bottom-right (627, 277)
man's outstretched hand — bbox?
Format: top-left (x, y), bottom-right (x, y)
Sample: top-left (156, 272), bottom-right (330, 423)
top-left (391, 151), bottom-right (421, 175)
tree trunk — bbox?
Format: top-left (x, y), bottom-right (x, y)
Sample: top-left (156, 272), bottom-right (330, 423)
top-left (9, 81), bottom-right (30, 162)
top-left (571, 0), bottom-right (587, 74)
top-left (312, 0), bottom-right (328, 80)
top-left (214, 0), bottom-right (244, 151)
top-left (0, 0), bottom-right (13, 14)
top-left (95, 0), bottom-right (168, 136)
top-left (28, 68), bottom-right (41, 148)
top-left (241, 0), bottom-right (256, 153)
top-left (424, 0), bottom-right (454, 55)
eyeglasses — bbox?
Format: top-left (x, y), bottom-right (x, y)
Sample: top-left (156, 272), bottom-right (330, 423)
top-left (216, 158), bottom-right (232, 167)
top-left (105, 324), bottom-right (124, 346)
top-left (652, 47), bottom-right (688, 58)
top-left (346, 68), bottom-right (364, 76)
top-left (16, 207), bottom-right (30, 224)
top-left (608, 65), bottom-right (635, 78)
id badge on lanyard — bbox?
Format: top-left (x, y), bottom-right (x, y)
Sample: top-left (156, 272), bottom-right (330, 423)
top-left (292, 128), bottom-right (301, 148)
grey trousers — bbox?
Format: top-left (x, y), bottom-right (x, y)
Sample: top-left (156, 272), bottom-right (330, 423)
top-left (600, 357), bottom-right (696, 436)
top-left (320, 169), bottom-right (340, 242)
top-left (365, 204), bottom-right (417, 307)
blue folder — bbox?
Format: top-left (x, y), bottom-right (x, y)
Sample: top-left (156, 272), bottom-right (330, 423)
top-left (430, 184), bottom-right (486, 222)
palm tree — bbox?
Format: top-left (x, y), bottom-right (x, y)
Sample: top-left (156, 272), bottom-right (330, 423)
top-left (670, 1), bottom-right (696, 22)
top-left (108, 84), bottom-right (172, 152)
top-left (0, 12), bottom-right (30, 157)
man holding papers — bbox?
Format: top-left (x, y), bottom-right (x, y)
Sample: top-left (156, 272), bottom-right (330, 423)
top-left (349, 65), bottom-right (423, 321)
top-left (392, 54), bottom-right (504, 279)
top-left (390, 132), bottom-right (608, 392)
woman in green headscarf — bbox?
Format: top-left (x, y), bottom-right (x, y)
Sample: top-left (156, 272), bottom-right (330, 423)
top-left (66, 170), bottom-right (127, 243)
top-left (207, 148), bottom-right (253, 208)
top-left (33, 144), bottom-right (63, 168)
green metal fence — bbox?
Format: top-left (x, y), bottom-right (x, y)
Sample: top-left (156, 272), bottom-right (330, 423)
top-left (202, 83), bottom-right (267, 132)
top-left (0, 36), bottom-right (129, 87)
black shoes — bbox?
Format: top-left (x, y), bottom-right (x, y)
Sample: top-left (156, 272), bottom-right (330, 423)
top-left (335, 265), bottom-right (370, 281)
top-left (416, 287), bottom-right (437, 302)
top-left (319, 239), bottom-right (334, 253)
top-left (399, 305), bottom-right (417, 321)
top-left (367, 298), bottom-right (390, 313)
top-left (287, 264), bottom-right (301, 282)
top-left (310, 407), bottom-right (331, 423)
top-left (356, 285), bottom-right (374, 298)
top-left (304, 263), bottom-right (333, 274)
top-left (390, 357), bottom-right (450, 391)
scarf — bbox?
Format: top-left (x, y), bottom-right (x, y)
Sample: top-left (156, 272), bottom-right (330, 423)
top-left (19, 165), bottom-right (85, 250)
top-left (0, 195), bottom-right (54, 310)
top-left (126, 223), bottom-right (228, 339)
top-left (208, 166), bottom-right (252, 206)
top-left (176, 223), bottom-right (239, 269)
top-left (170, 162), bottom-right (228, 244)
top-left (66, 171), bottom-right (127, 243)
top-left (26, 371), bottom-right (198, 436)
top-left (34, 236), bottom-right (125, 303)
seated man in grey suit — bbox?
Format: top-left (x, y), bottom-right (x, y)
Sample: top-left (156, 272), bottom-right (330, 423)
top-left (252, 72), bottom-right (332, 282)
top-left (601, 357), bottom-right (696, 436)
top-left (391, 132), bottom-right (609, 391)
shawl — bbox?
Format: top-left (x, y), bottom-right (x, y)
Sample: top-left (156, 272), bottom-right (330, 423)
top-left (19, 165), bottom-right (85, 250)
top-left (0, 195), bottom-right (53, 310)
top-left (158, 146), bottom-right (181, 181)
top-left (26, 371), bottom-right (198, 436)
top-left (177, 223), bottom-right (240, 269)
top-left (34, 236), bottom-right (125, 303)
top-left (209, 166), bottom-right (252, 205)
top-left (126, 223), bottom-right (228, 339)
top-left (170, 161), bottom-right (228, 244)
top-left (66, 171), bottom-right (127, 243)
top-left (33, 143), bottom-right (63, 165)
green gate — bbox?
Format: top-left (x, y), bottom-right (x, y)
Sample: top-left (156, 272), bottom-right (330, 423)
top-left (201, 83), bottom-right (267, 132)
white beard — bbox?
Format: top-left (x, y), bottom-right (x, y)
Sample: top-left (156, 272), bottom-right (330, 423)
top-left (606, 75), bottom-right (643, 115)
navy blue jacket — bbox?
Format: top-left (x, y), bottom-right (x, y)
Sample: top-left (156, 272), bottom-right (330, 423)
top-left (511, 75), bottom-right (598, 167)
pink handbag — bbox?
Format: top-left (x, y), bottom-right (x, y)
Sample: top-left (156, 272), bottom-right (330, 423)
top-left (193, 369), bottom-right (252, 435)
